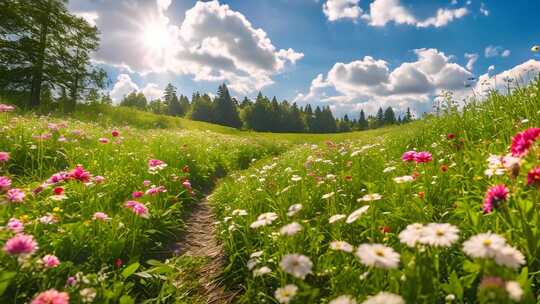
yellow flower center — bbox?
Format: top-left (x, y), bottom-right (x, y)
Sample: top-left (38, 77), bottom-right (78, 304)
top-left (483, 239), bottom-right (492, 246)
top-left (375, 249), bottom-right (385, 257)
top-left (436, 229), bottom-right (445, 236)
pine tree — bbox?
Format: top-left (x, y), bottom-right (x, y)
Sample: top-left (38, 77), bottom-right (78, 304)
top-left (376, 107), bottom-right (384, 127)
top-left (120, 91), bottom-right (147, 110)
top-left (384, 107), bottom-right (396, 125)
top-left (213, 83), bottom-right (241, 128)
top-left (404, 107), bottom-right (413, 122)
top-left (358, 109), bottom-right (368, 130)
top-left (189, 93), bottom-right (213, 122)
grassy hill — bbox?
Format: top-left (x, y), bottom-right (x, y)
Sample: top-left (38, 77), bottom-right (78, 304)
top-left (0, 80), bottom-right (539, 303)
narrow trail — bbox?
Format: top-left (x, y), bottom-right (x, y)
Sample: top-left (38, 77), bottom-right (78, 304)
top-left (175, 194), bottom-right (238, 304)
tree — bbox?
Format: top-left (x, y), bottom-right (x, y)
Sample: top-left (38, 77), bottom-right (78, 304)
top-left (384, 107), bottom-right (396, 125)
top-left (163, 83), bottom-right (176, 106)
top-left (189, 93), bottom-right (214, 122)
top-left (0, 0), bottom-right (105, 108)
top-left (404, 107), bottom-right (413, 122)
top-left (178, 95), bottom-right (190, 116)
top-left (213, 83), bottom-right (241, 128)
top-left (168, 95), bottom-right (182, 116)
top-left (376, 107), bottom-right (384, 127)
top-left (120, 91), bottom-right (147, 110)
top-left (358, 109), bottom-right (368, 130)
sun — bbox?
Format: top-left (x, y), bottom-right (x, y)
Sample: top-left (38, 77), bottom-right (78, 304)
top-left (141, 19), bottom-right (170, 52)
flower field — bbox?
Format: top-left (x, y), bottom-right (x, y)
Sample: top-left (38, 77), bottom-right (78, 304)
top-left (211, 81), bottom-right (540, 303)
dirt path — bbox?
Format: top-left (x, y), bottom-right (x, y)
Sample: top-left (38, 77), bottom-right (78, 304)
top-left (175, 194), bottom-right (237, 304)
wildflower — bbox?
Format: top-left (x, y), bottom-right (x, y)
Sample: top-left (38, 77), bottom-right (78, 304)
top-left (250, 212), bottom-right (278, 228)
top-left (280, 222), bottom-right (302, 236)
top-left (182, 165), bottom-right (190, 173)
top-left (527, 166), bottom-right (540, 187)
top-left (6, 218), bottom-right (24, 233)
top-left (419, 223), bottom-right (460, 247)
top-left (393, 175), bottom-right (414, 183)
top-left (115, 258), bottom-right (123, 268)
top-left (329, 214), bottom-right (346, 224)
top-left (93, 175), bottom-right (105, 184)
top-left (124, 201), bottom-right (149, 218)
top-left (39, 214), bottom-right (58, 224)
top-left (440, 164), bottom-right (449, 172)
top-left (483, 184), bottom-right (509, 213)
top-left (253, 266), bottom-right (272, 277)
top-left (31, 289), bottom-right (69, 304)
top-left (143, 180), bottom-right (151, 187)
top-left (330, 295), bottom-right (357, 304)
top-left (145, 185), bottom-right (166, 196)
top-left (47, 171), bottom-right (70, 184)
top-left (380, 225), bottom-right (391, 233)
top-left (291, 175), bottom-right (302, 182)
top-left (322, 192), bottom-right (335, 199)
top-left (463, 232), bottom-right (506, 258)
top-left (53, 187), bottom-right (64, 195)
top-left (92, 212), bottom-right (111, 221)
top-left (111, 130), bottom-right (120, 137)
top-left (0, 104), bottom-right (15, 112)
top-left (510, 127), bottom-right (540, 157)
top-left (361, 292), bottom-right (404, 304)
top-left (505, 281), bottom-right (523, 301)
top-left (330, 241), bottom-right (354, 253)
top-left (447, 133), bottom-right (455, 139)
top-left (98, 137), bottom-right (109, 144)
top-left (275, 284), bottom-right (298, 304)
top-left (445, 294), bottom-right (455, 302)
top-left (279, 254), bottom-right (313, 279)
top-left (0, 176), bottom-right (11, 191)
top-left (66, 276), bottom-right (77, 286)
top-left (478, 276), bottom-right (506, 300)
top-left (80, 288), bottom-right (97, 303)
top-left (42, 254), bottom-right (60, 268)
top-left (69, 165), bottom-right (91, 183)
top-left (383, 166), bottom-right (396, 173)
top-left (3, 234), bottom-right (38, 256)
top-left (182, 180), bottom-right (192, 192)
top-left (148, 159), bottom-right (167, 172)
top-left (494, 245), bottom-right (525, 269)
top-left (356, 244), bottom-right (400, 269)
top-left (6, 188), bottom-right (25, 203)
top-left (414, 151), bottom-right (432, 163)
top-left (358, 193), bottom-right (382, 202)
top-left (346, 206), bottom-right (370, 224)
top-left (0, 152), bottom-right (10, 162)
top-left (401, 151), bottom-right (417, 162)
top-left (287, 204), bottom-right (302, 216)
top-left (132, 191), bottom-right (144, 198)
top-left (232, 209), bottom-right (248, 216)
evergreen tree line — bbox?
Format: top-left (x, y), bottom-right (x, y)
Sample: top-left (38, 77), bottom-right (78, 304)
top-left (120, 83), bottom-right (414, 133)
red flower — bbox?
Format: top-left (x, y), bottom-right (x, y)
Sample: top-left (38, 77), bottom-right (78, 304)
top-left (418, 191), bottom-right (425, 200)
top-left (111, 130), bottom-right (120, 137)
top-left (380, 226), bottom-right (391, 233)
top-left (440, 164), bottom-right (449, 172)
top-left (527, 166), bottom-right (540, 187)
top-left (447, 133), bottom-right (455, 140)
top-left (53, 187), bottom-right (64, 195)
top-left (115, 258), bottom-right (123, 268)
top-left (510, 127), bottom-right (540, 157)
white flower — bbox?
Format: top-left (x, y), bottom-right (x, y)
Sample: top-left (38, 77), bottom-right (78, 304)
top-left (419, 223), bottom-right (460, 247)
top-left (280, 222), bottom-right (302, 236)
top-left (253, 266), bottom-right (272, 277)
top-left (291, 175), bottom-right (302, 182)
top-left (250, 212), bottom-right (278, 228)
top-left (494, 245), bottom-right (526, 269)
top-left (393, 175), bottom-right (414, 183)
top-left (505, 281), bottom-right (523, 301)
top-left (383, 166), bottom-right (396, 173)
top-left (330, 241), bottom-right (354, 253)
top-left (247, 258), bottom-right (259, 270)
top-left (356, 244), bottom-right (400, 269)
top-left (462, 232), bottom-right (506, 258)
top-left (279, 254), bottom-right (313, 279)
top-left (232, 209), bottom-right (247, 216)
top-left (346, 206), bottom-right (370, 224)
top-left (445, 294), bottom-right (455, 302)
top-left (330, 295), bottom-right (357, 304)
top-left (287, 204), bottom-right (303, 217)
top-left (275, 284), bottom-right (298, 304)
top-left (357, 193), bottom-right (382, 202)
top-left (361, 292), bottom-right (404, 304)
top-left (398, 223), bottom-right (424, 247)
top-left (80, 288), bottom-right (97, 303)
top-left (250, 251), bottom-right (264, 258)
top-left (329, 214), bottom-right (346, 224)
top-left (322, 192), bottom-right (335, 199)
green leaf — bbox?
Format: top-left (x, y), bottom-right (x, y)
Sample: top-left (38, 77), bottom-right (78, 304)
top-left (119, 295), bottom-right (135, 304)
top-left (0, 272), bottom-right (16, 296)
top-left (121, 262), bottom-right (140, 278)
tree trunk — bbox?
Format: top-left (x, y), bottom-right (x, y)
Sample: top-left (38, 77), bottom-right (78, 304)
top-left (29, 4), bottom-right (50, 108)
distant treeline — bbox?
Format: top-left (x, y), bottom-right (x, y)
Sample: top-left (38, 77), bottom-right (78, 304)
top-left (117, 83), bottom-right (414, 133)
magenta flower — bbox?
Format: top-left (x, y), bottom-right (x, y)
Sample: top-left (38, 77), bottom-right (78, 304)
top-left (42, 254), bottom-right (60, 268)
top-left (69, 165), bottom-right (91, 182)
top-left (132, 191), bottom-right (144, 198)
top-left (143, 180), bottom-right (151, 187)
top-left (92, 212), bottom-right (111, 221)
top-left (98, 137), bottom-right (109, 144)
top-left (47, 171), bottom-right (70, 184)
top-left (66, 276), bottom-right (77, 286)
top-left (3, 234), bottom-right (38, 256)
top-left (401, 151), bottom-right (417, 162)
top-left (148, 159), bottom-right (167, 172)
top-left (124, 201), bottom-right (149, 218)
top-left (31, 289), bottom-right (69, 304)
top-left (0, 104), bottom-right (15, 112)
top-left (145, 185), bottom-right (166, 196)
top-left (0, 152), bottom-right (10, 162)
top-left (414, 151), bottom-right (433, 163)
top-left (93, 175), bottom-right (105, 184)
top-left (6, 218), bottom-right (24, 233)
top-left (511, 127), bottom-right (540, 157)
top-left (483, 184), bottom-right (510, 213)
top-left (6, 188), bottom-right (25, 203)
top-left (527, 166), bottom-right (540, 187)
top-left (0, 176), bottom-right (11, 191)
top-left (182, 180), bottom-right (192, 191)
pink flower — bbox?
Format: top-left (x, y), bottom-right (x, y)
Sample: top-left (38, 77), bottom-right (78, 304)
top-left (47, 171), bottom-right (70, 184)
top-left (0, 152), bottom-right (10, 162)
top-left (401, 151), bottom-right (417, 162)
top-left (31, 289), bottom-right (69, 304)
top-left (3, 234), bottom-right (38, 256)
top-left (66, 276), bottom-right (77, 286)
top-left (527, 166), bottom-right (540, 187)
top-left (511, 127), bottom-right (540, 157)
top-left (131, 191), bottom-right (144, 198)
top-left (124, 201), bottom-right (149, 218)
top-left (92, 212), bottom-right (111, 221)
top-left (414, 151), bottom-right (432, 163)
top-left (6, 218), bottom-right (24, 233)
top-left (148, 159), bottom-right (167, 172)
top-left (69, 165), bottom-right (91, 182)
top-left (0, 176), bottom-right (11, 191)
top-left (483, 184), bottom-right (510, 213)
top-left (98, 137), bottom-right (109, 144)
top-left (0, 104), bottom-right (15, 112)
top-left (145, 185), bottom-right (166, 196)
top-left (42, 254), bottom-right (60, 268)
top-left (6, 188), bottom-right (25, 203)
top-left (182, 180), bottom-right (192, 191)
top-left (93, 175), bottom-right (105, 184)
top-left (111, 130), bottom-right (120, 137)
top-left (143, 180), bottom-right (151, 187)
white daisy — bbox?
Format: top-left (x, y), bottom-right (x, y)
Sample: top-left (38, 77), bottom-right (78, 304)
top-left (383, 166), bottom-right (396, 173)
top-left (356, 244), bottom-right (400, 269)
top-left (330, 241), bottom-right (354, 253)
top-left (232, 209), bottom-right (248, 216)
top-left (393, 175), bottom-right (414, 184)
top-left (280, 222), bottom-right (302, 236)
top-left (275, 284), bottom-right (298, 304)
top-left (346, 206), bottom-right (370, 224)
top-left (419, 223), bottom-right (460, 247)
top-left (329, 214), bottom-right (347, 224)
top-left (279, 254), bottom-right (313, 279)
top-left (361, 292), bottom-right (404, 304)
top-left (357, 193), bottom-right (382, 202)
top-left (253, 266), bottom-right (272, 277)
top-left (322, 192), bottom-right (335, 199)
top-left (330, 295), bottom-right (357, 304)
top-left (462, 232), bottom-right (506, 258)
top-left (250, 212), bottom-right (278, 229)
top-left (291, 175), bottom-right (302, 182)
top-left (505, 281), bottom-right (523, 301)
top-left (398, 223), bottom-right (424, 247)
top-left (287, 204), bottom-right (303, 217)
top-left (494, 245), bottom-right (525, 269)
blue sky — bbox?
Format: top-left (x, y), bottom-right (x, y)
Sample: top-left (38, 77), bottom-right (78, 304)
top-left (68, 0), bottom-right (540, 116)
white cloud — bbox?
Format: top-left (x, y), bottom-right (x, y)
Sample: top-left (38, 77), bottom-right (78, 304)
top-left (110, 74), bottom-right (139, 104)
top-left (485, 45), bottom-right (511, 58)
top-left (464, 53), bottom-right (479, 71)
top-left (480, 2), bottom-right (489, 16)
top-left (142, 83), bottom-right (164, 101)
top-left (361, 0), bottom-right (468, 28)
top-left (68, 0), bottom-right (303, 95)
top-left (72, 11), bottom-right (99, 27)
top-left (323, 0), bottom-right (362, 22)
top-left (474, 60), bottom-right (540, 96)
